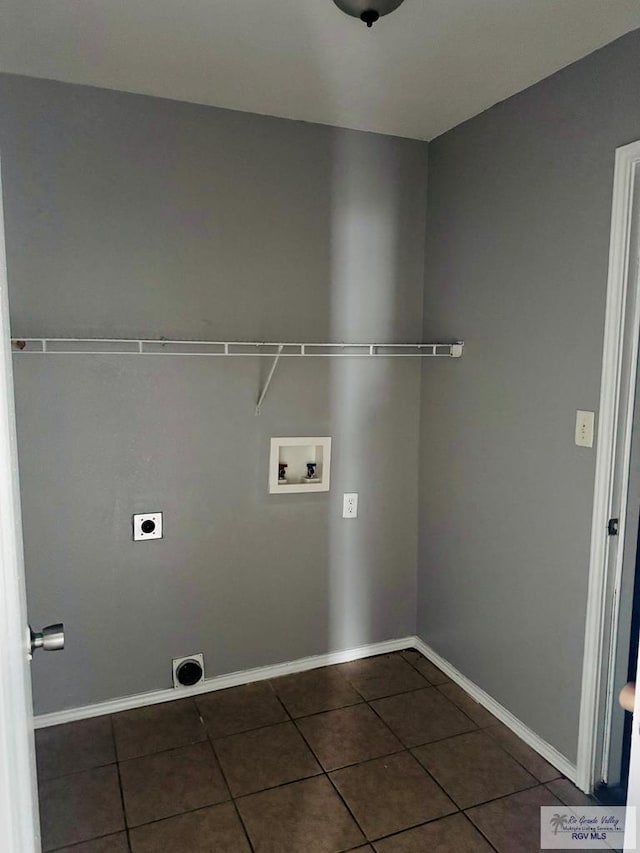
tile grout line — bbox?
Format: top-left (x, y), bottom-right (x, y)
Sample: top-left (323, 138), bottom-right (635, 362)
top-left (48, 829), bottom-right (130, 853)
top-left (97, 755), bottom-right (552, 847)
top-left (404, 649), bottom-right (564, 785)
top-left (199, 688), bottom-right (408, 802)
top-left (38, 758), bottom-right (119, 783)
top-left (359, 654), bottom-right (501, 754)
top-left (112, 696), bottom-right (257, 849)
top-left (382, 654), bottom-right (490, 732)
top-left (479, 727), bottom-right (563, 787)
top-left (459, 778), bottom-right (550, 812)
top-left (434, 681), bottom-right (497, 727)
top-left (268, 675), bottom-right (380, 847)
top-left (192, 699), bottom-right (256, 852)
top-left (360, 696), bottom-right (475, 832)
top-left (458, 810), bottom-right (502, 853)
top-left (354, 809), bottom-right (503, 852)
top-left (290, 712), bottom-right (372, 846)
top-left (543, 779), bottom-right (597, 808)
top-left (112, 801), bottom-right (251, 842)
top-left (284, 666), bottom-right (568, 840)
top-left (271, 667), bottom-right (464, 850)
top-left (364, 682), bottom-right (483, 756)
top-left (38, 702), bottom-right (468, 785)
top-left (369, 697), bottom-right (558, 784)
top-left (127, 680), bottom-right (515, 813)
top-left (275, 695), bottom-right (366, 721)
top-left (462, 787), bottom-right (554, 853)
top-left (202, 698), bottom-right (263, 853)
top-left (40, 719), bottom-right (131, 852)
top-left (116, 698), bottom-right (247, 847)
top-left (285, 694), bottom-right (406, 773)
top-left (111, 715), bottom-right (133, 853)
top-left (328, 777), bottom-right (557, 852)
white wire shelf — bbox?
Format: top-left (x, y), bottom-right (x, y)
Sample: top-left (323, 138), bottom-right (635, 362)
top-left (11, 338), bottom-right (464, 358)
top-left (11, 338), bottom-right (464, 414)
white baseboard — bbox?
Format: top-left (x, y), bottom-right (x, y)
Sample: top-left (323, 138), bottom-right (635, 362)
top-left (413, 637), bottom-right (578, 784)
top-left (34, 636), bottom-right (415, 729)
top-left (34, 633), bottom-right (580, 787)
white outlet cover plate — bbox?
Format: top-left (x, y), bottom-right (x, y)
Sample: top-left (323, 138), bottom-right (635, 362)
top-left (133, 512), bottom-right (163, 541)
top-left (343, 493), bottom-right (358, 518)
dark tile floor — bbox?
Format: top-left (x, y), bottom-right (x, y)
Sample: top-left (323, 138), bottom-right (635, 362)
top-left (35, 648), bottom-right (592, 852)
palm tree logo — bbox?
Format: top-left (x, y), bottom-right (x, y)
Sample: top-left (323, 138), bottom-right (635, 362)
top-left (550, 814), bottom-right (569, 835)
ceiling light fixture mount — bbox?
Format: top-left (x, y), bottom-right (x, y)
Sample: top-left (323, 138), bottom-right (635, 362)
top-left (332, 0), bottom-right (406, 28)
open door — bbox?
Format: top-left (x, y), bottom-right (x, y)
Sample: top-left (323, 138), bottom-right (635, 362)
top-left (625, 644), bottom-right (640, 847)
top-left (0, 161), bottom-right (41, 849)
top-left (578, 139), bottom-right (640, 794)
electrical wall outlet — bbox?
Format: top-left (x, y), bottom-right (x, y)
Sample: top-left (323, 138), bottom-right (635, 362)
top-left (575, 410), bottom-right (595, 448)
top-left (343, 493), bottom-right (358, 519)
top-left (133, 512), bottom-right (163, 541)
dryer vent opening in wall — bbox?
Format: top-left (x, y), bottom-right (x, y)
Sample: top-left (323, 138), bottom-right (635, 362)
top-left (172, 654), bottom-right (204, 688)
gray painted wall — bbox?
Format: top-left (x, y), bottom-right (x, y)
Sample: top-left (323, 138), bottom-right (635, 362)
top-left (0, 75), bottom-right (427, 714)
top-left (418, 29), bottom-right (640, 763)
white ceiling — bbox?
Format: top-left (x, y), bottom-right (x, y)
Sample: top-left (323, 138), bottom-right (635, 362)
top-left (1, 0), bottom-right (639, 140)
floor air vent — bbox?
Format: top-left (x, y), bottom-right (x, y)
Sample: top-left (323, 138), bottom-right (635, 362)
top-left (172, 654), bottom-right (205, 688)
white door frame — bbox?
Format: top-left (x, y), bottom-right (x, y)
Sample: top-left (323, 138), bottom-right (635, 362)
top-left (0, 163), bottom-right (41, 850)
top-left (578, 139), bottom-right (640, 793)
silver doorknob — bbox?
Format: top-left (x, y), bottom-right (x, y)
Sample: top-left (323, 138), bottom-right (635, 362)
top-left (29, 623), bottom-right (64, 657)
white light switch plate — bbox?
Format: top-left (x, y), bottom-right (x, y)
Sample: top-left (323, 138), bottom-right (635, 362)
top-left (575, 410), bottom-right (595, 448)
